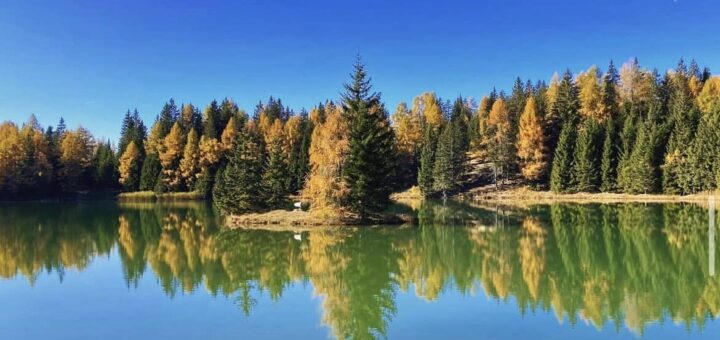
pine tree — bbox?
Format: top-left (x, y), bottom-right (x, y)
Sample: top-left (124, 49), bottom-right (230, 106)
top-left (341, 57), bottom-right (396, 216)
top-left (662, 65), bottom-right (699, 194)
top-left (418, 126), bottom-right (437, 196)
top-left (139, 153), bottom-right (161, 191)
top-left (432, 122), bottom-right (457, 196)
top-left (686, 104), bottom-right (720, 191)
top-left (572, 119), bottom-right (602, 192)
top-left (203, 100), bottom-right (221, 139)
top-left (550, 121), bottom-right (575, 193)
top-left (213, 127), bottom-right (266, 214)
top-left (93, 141), bottom-right (117, 188)
top-left (262, 136), bottom-right (290, 208)
top-left (516, 97), bottom-right (547, 182)
top-left (599, 117), bottom-right (617, 192)
top-left (287, 113), bottom-right (312, 194)
top-left (620, 120), bottom-right (658, 193)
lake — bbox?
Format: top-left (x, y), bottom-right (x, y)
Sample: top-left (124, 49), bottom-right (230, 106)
top-left (0, 200), bottom-right (719, 339)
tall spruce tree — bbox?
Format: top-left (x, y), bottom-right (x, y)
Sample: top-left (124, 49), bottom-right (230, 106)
top-left (262, 136), bottom-right (290, 208)
top-left (203, 100), bottom-right (221, 139)
top-left (599, 117), bottom-right (617, 192)
top-left (213, 127), bottom-right (266, 214)
top-left (572, 119), bottom-right (602, 192)
top-left (550, 121), bottom-right (576, 193)
top-left (432, 122), bottom-right (456, 196)
top-left (418, 126), bottom-right (437, 196)
top-left (341, 57), bottom-right (396, 216)
top-left (139, 153), bottom-right (161, 191)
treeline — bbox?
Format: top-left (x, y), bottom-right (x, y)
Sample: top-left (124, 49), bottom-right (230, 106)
top-left (2, 57), bottom-right (719, 203)
top-left (405, 58), bottom-right (720, 196)
top-left (0, 116), bottom-right (116, 198)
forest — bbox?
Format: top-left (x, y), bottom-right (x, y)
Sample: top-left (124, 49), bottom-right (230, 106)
top-left (1, 58), bottom-right (719, 215)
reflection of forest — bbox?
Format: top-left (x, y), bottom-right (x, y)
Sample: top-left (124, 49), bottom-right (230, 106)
top-left (0, 201), bottom-right (719, 338)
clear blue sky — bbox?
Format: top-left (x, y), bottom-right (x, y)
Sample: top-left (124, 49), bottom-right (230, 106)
top-left (1, 0), bottom-right (718, 142)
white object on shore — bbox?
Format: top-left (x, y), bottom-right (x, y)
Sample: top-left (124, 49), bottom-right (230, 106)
top-left (294, 233), bottom-right (302, 241)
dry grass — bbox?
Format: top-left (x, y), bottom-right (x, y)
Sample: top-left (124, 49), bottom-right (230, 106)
top-left (118, 191), bottom-right (204, 202)
top-left (225, 208), bottom-right (411, 229)
top-left (464, 185), bottom-right (719, 206)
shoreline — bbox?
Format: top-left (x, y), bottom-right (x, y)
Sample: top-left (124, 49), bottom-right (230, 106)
top-left (461, 186), bottom-right (718, 205)
top-left (225, 209), bottom-right (414, 228)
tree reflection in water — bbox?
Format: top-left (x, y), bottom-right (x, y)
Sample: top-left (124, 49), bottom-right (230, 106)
top-left (0, 200), bottom-right (719, 338)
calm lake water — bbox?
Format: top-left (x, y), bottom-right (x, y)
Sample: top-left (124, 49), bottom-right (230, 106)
top-left (1, 200), bottom-right (719, 339)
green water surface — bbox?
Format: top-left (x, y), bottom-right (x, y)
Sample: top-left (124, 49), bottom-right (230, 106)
top-left (0, 200), bottom-right (719, 339)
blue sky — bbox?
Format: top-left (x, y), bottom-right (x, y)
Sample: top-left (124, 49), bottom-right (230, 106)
top-left (1, 0), bottom-right (718, 141)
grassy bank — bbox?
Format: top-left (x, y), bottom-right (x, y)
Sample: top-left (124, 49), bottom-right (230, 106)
top-left (462, 185), bottom-right (719, 205)
top-left (225, 208), bottom-right (414, 229)
top-left (117, 191), bottom-right (205, 202)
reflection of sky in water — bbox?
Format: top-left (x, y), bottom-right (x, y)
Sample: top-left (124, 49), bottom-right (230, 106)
top-left (1, 201), bottom-right (720, 339)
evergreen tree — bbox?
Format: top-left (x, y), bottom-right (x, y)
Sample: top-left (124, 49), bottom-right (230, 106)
top-left (418, 126), bottom-right (437, 196)
top-left (620, 119), bottom-right (658, 193)
top-left (572, 119), bottom-right (602, 192)
top-left (599, 117), bottom-right (617, 192)
top-left (213, 128), bottom-right (266, 214)
top-left (262, 136), bottom-right (290, 208)
top-left (341, 57), bottom-right (396, 216)
top-left (288, 113), bottom-right (312, 193)
top-left (432, 122), bottom-right (456, 196)
top-left (550, 121), bottom-right (576, 193)
top-left (686, 104), bottom-right (720, 191)
top-left (546, 70), bottom-right (578, 170)
top-left (219, 98), bottom-right (240, 130)
top-left (662, 65), bottom-right (699, 194)
top-left (93, 141), bottom-right (117, 189)
top-left (203, 100), bottom-right (221, 139)
top-left (139, 153), bottom-right (161, 191)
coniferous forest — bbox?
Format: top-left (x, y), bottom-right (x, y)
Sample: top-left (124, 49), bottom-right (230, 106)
top-left (2, 58), bottom-right (720, 215)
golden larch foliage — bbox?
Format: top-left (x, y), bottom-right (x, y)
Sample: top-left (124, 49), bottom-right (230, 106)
top-left (619, 59), bottom-right (653, 104)
top-left (545, 72), bottom-right (560, 115)
top-left (392, 102), bottom-right (422, 157)
top-left (516, 97), bottom-right (548, 181)
top-left (198, 136), bottom-right (222, 168)
top-left (220, 116), bottom-right (238, 152)
top-left (0, 122), bottom-right (24, 189)
top-left (697, 77), bottom-right (720, 114)
top-left (179, 129), bottom-right (200, 189)
top-left (577, 66), bottom-right (604, 121)
top-left (145, 121), bottom-right (164, 155)
top-left (301, 106), bottom-right (349, 212)
top-left (118, 141), bottom-right (141, 186)
top-left (412, 92), bottom-right (444, 130)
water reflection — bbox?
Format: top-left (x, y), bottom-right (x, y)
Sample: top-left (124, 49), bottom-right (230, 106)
top-left (0, 200), bottom-right (719, 338)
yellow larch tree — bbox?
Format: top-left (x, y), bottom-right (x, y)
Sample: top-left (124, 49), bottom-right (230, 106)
top-left (619, 58), bottom-right (653, 105)
top-left (577, 66), bottom-right (603, 121)
top-left (301, 106), bottom-right (349, 214)
top-left (697, 77), bottom-right (720, 114)
top-left (59, 127), bottom-right (94, 191)
top-left (220, 116), bottom-right (238, 153)
top-left (158, 122), bottom-right (185, 190)
top-left (0, 122), bottom-right (24, 193)
top-left (392, 102), bottom-right (423, 158)
top-left (118, 140), bottom-right (142, 190)
top-left (179, 128), bottom-right (200, 190)
top-left (487, 99), bottom-right (513, 181)
top-left (412, 92), bottom-right (443, 130)
top-left (516, 97), bottom-right (547, 182)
